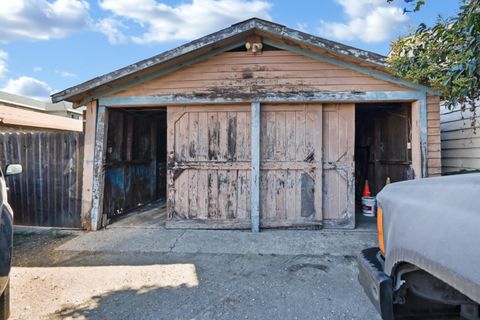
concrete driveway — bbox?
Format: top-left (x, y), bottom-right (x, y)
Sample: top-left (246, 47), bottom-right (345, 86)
top-left (12, 226), bottom-right (380, 320)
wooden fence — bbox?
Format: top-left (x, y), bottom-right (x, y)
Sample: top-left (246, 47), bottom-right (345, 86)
top-left (0, 131), bottom-right (83, 228)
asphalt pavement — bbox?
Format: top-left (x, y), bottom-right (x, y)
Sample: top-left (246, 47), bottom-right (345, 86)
top-left (12, 226), bottom-right (381, 320)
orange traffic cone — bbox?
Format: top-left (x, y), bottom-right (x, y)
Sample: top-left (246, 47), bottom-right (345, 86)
top-left (362, 180), bottom-right (371, 197)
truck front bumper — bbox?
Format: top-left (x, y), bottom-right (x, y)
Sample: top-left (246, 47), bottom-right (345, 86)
top-left (358, 247), bottom-right (394, 320)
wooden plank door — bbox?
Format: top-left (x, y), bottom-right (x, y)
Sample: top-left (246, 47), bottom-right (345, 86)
top-left (374, 106), bottom-right (412, 193)
top-left (166, 105), bottom-right (252, 228)
top-left (322, 104), bottom-right (355, 228)
top-left (259, 104), bottom-right (323, 228)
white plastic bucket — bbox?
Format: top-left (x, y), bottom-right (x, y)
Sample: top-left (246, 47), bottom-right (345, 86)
top-left (361, 196), bottom-right (376, 217)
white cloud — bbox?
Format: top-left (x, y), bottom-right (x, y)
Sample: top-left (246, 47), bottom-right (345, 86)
top-left (99, 0), bottom-right (272, 43)
top-left (33, 66), bottom-right (43, 72)
top-left (0, 0), bottom-right (91, 42)
top-left (319, 0), bottom-right (409, 43)
top-left (2, 76), bottom-right (53, 101)
top-left (55, 70), bottom-right (77, 78)
top-left (96, 18), bottom-right (128, 44)
top-left (0, 50), bottom-right (7, 79)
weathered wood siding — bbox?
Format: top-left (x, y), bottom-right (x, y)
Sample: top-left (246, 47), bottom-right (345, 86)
top-left (81, 100), bottom-right (97, 229)
top-left (427, 95), bottom-right (442, 176)
top-left (111, 51), bottom-right (408, 98)
top-left (0, 131), bottom-right (83, 227)
top-left (441, 105), bottom-right (480, 174)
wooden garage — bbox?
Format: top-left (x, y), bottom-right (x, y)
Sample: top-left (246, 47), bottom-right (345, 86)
top-left (52, 18), bottom-right (442, 231)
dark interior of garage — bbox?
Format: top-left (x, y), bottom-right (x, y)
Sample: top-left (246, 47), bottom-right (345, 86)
top-left (355, 103), bottom-right (413, 219)
top-left (103, 108), bottom-right (167, 222)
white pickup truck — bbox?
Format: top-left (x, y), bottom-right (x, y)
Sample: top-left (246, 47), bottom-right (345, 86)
top-left (358, 173), bottom-right (480, 319)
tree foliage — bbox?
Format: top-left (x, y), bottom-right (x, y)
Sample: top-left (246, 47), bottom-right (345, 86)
top-left (387, 0), bottom-right (479, 115)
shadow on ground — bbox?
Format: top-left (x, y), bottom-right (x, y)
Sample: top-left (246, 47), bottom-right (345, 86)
top-left (42, 254), bottom-right (376, 320)
top-left (12, 231), bottom-right (378, 319)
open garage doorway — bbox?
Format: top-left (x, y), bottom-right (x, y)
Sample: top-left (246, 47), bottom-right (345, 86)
top-left (355, 103), bottom-right (414, 226)
top-left (103, 107), bottom-right (167, 227)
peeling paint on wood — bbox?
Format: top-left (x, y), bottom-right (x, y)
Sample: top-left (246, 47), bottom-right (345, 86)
top-left (257, 104), bottom-right (323, 228)
top-left (322, 104), bottom-right (355, 228)
top-left (251, 102), bottom-right (260, 232)
top-left (262, 38), bottom-right (437, 94)
top-left (90, 105), bottom-right (108, 231)
top-left (166, 105), bottom-right (253, 226)
top-left (98, 90), bottom-right (424, 107)
top-left (300, 173), bottom-right (314, 217)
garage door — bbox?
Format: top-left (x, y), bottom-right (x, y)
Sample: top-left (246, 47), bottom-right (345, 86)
top-left (166, 103), bottom-right (354, 229)
top-left (322, 104), bottom-right (355, 227)
top-left (259, 104), bottom-right (323, 227)
top-left (166, 105), bottom-right (252, 228)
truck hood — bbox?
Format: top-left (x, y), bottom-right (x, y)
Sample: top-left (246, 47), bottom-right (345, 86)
top-left (377, 173), bottom-right (480, 303)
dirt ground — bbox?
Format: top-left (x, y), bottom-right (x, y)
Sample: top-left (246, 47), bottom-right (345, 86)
top-left (13, 231), bottom-right (76, 267)
top-left (11, 228), bottom-right (380, 320)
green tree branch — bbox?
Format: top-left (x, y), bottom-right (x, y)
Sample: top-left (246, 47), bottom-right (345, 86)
top-left (387, 0), bottom-right (479, 115)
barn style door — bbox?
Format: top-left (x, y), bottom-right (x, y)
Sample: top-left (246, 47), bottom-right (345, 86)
top-left (166, 105), bottom-right (252, 228)
top-left (259, 104), bottom-right (323, 227)
top-left (322, 104), bottom-right (355, 228)
top-left (167, 103), bottom-right (354, 229)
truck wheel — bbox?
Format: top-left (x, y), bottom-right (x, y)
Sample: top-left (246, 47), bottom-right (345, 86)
top-left (0, 279), bottom-right (10, 320)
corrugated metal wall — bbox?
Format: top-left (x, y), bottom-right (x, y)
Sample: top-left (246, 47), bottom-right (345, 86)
top-left (0, 131), bottom-right (83, 227)
top-left (441, 107), bottom-right (480, 174)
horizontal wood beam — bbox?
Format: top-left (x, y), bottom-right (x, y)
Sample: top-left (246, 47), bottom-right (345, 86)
top-left (99, 91), bottom-right (424, 107)
top-left (171, 161), bottom-right (317, 171)
top-left (169, 161), bottom-right (354, 171)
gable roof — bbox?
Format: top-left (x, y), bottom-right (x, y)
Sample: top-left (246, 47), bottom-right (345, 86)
top-left (51, 18), bottom-right (436, 104)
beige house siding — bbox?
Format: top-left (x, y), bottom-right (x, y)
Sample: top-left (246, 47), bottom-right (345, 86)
top-left (0, 103), bottom-right (82, 132)
top-left (111, 50), bottom-right (409, 98)
top-left (441, 104), bottom-right (480, 174)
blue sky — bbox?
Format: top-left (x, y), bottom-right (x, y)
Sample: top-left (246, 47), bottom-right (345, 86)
top-left (0, 0), bottom-right (460, 101)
